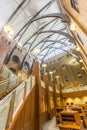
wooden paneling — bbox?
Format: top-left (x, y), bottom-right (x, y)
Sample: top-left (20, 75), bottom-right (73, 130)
top-left (9, 86), bottom-right (36, 130)
top-left (62, 90), bottom-right (87, 98)
top-left (8, 61), bottom-right (57, 130)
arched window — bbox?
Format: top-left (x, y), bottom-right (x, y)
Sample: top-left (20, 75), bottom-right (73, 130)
top-left (23, 61), bottom-right (29, 69)
top-left (12, 55), bottom-right (19, 63)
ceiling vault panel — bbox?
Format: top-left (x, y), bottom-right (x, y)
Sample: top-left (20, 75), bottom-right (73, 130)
top-left (0, 0), bottom-right (76, 64)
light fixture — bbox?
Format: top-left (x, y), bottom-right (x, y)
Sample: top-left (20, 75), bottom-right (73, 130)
top-left (81, 67), bottom-right (85, 70)
top-left (33, 48), bottom-right (40, 61)
top-left (49, 71), bottom-right (53, 74)
top-left (49, 71), bottom-right (53, 81)
top-left (79, 59), bottom-right (83, 63)
top-left (76, 46), bottom-right (80, 51)
top-left (70, 22), bottom-right (76, 31)
top-left (42, 64), bottom-right (47, 67)
top-left (4, 24), bottom-right (15, 36)
top-left (56, 75), bottom-right (59, 78)
top-left (34, 48), bottom-right (40, 54)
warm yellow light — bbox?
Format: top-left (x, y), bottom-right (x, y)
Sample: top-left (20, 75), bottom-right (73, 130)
top-left (4, 24), bottom-right (14, 36)
top-left (81, 67), bottom-right (85, 70)
top-left (34, 48), bottom-right (40, 54)
top-left (56, 75), bottom-right (59, 78)
top-left (76, 46), bottom-right (80, 51)
top-left (79, 59), bottom-right (83, 62)
top-left (49, 71), bottom-right (53, 74)
top-left (70, 22), bottom-right (76, 31)
top-left (42, 64), bottom-right (47, 67)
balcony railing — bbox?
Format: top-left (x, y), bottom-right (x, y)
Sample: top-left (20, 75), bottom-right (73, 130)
top-left (0, 76), bottom-right (35, 130)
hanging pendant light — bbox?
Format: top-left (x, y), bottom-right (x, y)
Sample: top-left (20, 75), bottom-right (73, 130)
top-left (4, 24), bottom-right (15, 37)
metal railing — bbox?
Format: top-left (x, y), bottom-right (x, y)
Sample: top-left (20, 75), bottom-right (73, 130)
top-left (0, 76), bottom-right (36, 130)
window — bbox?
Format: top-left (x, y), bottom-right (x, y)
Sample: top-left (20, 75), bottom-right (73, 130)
top-left (8, 41), bottom-right (11, 45)
top-left (77, 72), bottom-right (82, 78)
top-left (12, 55), bottom-right (19, 63)
top-left (64, 75), bottom-right (69, 81)
top-left (9, 68), bottom-right (16, 74)
top-left (70, 0), bottom-right (79, 12)
top-left (23, 62), bottom-right (29, 69)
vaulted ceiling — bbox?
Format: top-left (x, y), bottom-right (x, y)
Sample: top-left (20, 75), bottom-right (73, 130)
top-left (0, 0), bottom-right (76, 62)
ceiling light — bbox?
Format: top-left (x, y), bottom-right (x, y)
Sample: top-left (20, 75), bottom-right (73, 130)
top-left (70, 22), bottom-right (76, 31)
top-left (81, 67), bottom-right (85, 70)
top-left (79, 59), bottom-right (83, 63)
top-left (76, 46), bottom-right (80, 51)
top-left (4, 24), bottom-right (15, 36)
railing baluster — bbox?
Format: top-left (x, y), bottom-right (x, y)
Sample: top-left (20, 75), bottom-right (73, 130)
top-left (5, 91), bottom-right (16, 129)
top-left (23, 81), bottom-right (27, 100)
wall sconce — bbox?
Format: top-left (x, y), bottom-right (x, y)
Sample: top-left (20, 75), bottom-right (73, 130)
top-left (76, 46), bottom-right (80, 51)
top-left (70, 22), bottom-right (76, 31)
top-left (79, 59), bottom-right (83, 63)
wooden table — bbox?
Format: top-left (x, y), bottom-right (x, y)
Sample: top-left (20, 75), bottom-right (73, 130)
top-left (58, 121), bottom-right (84, 130)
